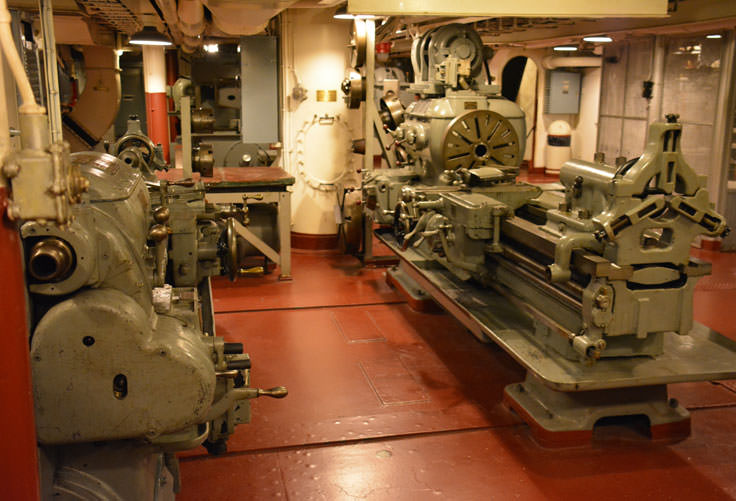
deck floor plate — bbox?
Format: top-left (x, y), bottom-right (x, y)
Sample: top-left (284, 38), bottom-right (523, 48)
top-left (376, 230), bottom-right (736, 391)
top-left (177, 245), bottom-right (736, 499)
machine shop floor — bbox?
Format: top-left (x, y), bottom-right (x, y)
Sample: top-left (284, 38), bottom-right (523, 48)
top-left (179, 247), bottom-right (736, 500)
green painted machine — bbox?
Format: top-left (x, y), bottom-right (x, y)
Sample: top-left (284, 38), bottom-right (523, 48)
top-left (364, 24), bottom-right (736, 444)
top-left (23, 152), bottom-right (286, 499)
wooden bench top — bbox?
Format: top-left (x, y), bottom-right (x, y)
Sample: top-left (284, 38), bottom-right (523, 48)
top-left (157, 167), bottom-right (295, 189)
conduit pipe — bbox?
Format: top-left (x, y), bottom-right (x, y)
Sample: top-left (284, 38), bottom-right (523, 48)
top-left (542, 56), bottom-right (601, 70)
top-left (39, 0), bottom-right (62, 143)
top-left (0, 0), bottom-right (43, 114)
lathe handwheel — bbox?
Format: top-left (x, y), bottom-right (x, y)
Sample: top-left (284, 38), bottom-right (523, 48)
top-left (379, 91), bottom-right (404, 131)
top-left (226, 218), bottom-right (238, 282)
top-left (441, 110), bottom-right (520, 171)
top-left (350, 19), bottom-right (367, 68)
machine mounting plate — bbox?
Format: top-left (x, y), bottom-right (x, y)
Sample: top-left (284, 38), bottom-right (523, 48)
top-left (376, 228), bottom-right (736, 392)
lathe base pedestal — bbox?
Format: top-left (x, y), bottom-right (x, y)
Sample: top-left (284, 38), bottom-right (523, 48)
top-left (503, 375), bottom-right (691, 447)
top-left (386, 264), bottom-right (440, 313)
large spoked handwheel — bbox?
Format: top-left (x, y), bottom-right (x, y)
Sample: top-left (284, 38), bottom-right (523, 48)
top-left (441, 110), bottom-right (520, 171)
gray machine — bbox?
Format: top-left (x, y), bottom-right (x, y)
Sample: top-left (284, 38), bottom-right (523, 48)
top-left (363, 24), bottom-right (736, 442)
top-left (23, 152), bottom-right (286, 499)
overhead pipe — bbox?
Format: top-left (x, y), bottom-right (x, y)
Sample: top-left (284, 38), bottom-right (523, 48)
top-left (542, 56), bottom-right (602, 70)
top-left (152, 0), bottom-right (186, 48)
top-left (178, 0), bottom-right (205, 38)
top-left (177, 0), bottom-right (205, 53)
top-left (63, 47), bottom-right (121, 152)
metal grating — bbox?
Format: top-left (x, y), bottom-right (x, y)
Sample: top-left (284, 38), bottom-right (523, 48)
top-left (75, 0), bottom-right (142, 34)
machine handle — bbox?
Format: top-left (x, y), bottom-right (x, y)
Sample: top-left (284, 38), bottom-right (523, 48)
top-left (257, 386), bottom-right (288, 398)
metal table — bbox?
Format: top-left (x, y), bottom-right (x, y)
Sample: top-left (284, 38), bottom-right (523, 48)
top-left (159, 167), bottom-right (295, 280)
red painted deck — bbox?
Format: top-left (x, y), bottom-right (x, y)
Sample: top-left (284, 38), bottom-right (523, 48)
top-left (179, 244), bottom-right (736, 500)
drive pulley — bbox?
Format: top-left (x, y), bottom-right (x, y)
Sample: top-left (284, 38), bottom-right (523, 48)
top-left (441, 109), bottom-right (520, 171)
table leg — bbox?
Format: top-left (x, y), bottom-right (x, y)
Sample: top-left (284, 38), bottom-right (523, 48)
top-left (278, 190), bottom-right (292, 280)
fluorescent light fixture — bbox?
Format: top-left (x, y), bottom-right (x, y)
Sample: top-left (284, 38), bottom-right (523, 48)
top-left (333, 6), bottom-right (354, 19)
top-left (553, 46), bottom-right (578, 52)
top-left (707, 34), bottom-right (722, 39)
top-left (129, 26), bottom-right (172, 46)
top-left (583, 35), bottom-right (613, 43)
top-left (203, 43), bottom-right (219, 53)
top-left (333, 5), bottom-right (375, 19)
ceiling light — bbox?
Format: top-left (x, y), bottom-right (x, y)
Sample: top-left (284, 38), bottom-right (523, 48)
top-left (707, 34), bottom-right (722, 39)
top-left (129, 26), bottom-right (172, 46)
top-left (204, 43), bottom-right (219, 53)
top-left (553, 46), bottom-right (578, 52)
top-left (583, 35), bottom-right (613, 43)
top-left (333, 5), bottom-right (375, 19)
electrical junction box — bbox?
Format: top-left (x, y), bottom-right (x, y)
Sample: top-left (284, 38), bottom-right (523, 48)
top-left (241, 35), bottom-right (279, 143)
top-left (544, 70), bottom-right (581, 114)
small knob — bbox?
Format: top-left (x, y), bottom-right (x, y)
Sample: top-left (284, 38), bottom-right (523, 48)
top-left (148, 224), bottom-right (171, 242)
top-left (153, 206), bottom-right (170, 223)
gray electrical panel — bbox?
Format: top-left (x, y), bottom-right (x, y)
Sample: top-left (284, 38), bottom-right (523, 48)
top-left (241, 36), bottom-right (279, 143)
top-left (544, 70), bottom-right (581, 114)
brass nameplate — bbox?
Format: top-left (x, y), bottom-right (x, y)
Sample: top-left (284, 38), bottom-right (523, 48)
top-left (316, 90), bottom-right (338, 102)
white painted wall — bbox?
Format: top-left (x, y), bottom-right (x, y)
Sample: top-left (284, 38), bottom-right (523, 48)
top-left (489, 49), bottom-right (602, 168)
top-left (280, 8), bottom-right (361, 235)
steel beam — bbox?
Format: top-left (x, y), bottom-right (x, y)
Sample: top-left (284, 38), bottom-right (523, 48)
top-left (347, 0), bottom-right (667, 18)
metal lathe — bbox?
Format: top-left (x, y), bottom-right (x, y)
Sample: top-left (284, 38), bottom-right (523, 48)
top-left (361, 23), bottom-right (736, 444)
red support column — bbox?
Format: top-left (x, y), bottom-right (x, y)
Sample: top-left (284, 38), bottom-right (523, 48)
top-left (0, 186), bottom-right (40, 500)
top-left (142, 46), bottom-right (170, 162)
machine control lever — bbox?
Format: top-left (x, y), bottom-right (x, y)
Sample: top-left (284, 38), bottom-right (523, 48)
top-left (256, 386), bottom-right (288, 398)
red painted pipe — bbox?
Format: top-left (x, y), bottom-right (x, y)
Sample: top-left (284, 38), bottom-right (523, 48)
top-left (145, 92), bottom-right (170, 163)
top-left (0, 186), bottom-right (40, 499)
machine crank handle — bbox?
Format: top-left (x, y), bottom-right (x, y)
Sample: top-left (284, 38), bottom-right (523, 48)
top-left (204, 386), bottom-right (288, 421)
top-left (256, 386), bottom-right (288, 398)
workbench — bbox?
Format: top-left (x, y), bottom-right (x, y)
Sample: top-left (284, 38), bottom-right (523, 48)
top-left (159, 167), bottom-right (295, 279)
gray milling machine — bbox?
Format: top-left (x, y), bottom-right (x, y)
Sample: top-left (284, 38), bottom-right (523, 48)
top-left (21, 151), bottom-right (286, 499)
top-left (363, 24), bottom-right (736, 444)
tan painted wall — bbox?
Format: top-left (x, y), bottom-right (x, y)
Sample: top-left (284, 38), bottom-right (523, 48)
top-left (489, 48), bottom-right (602, 168)
top-left (280, 8), bottom-right (362, 235)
